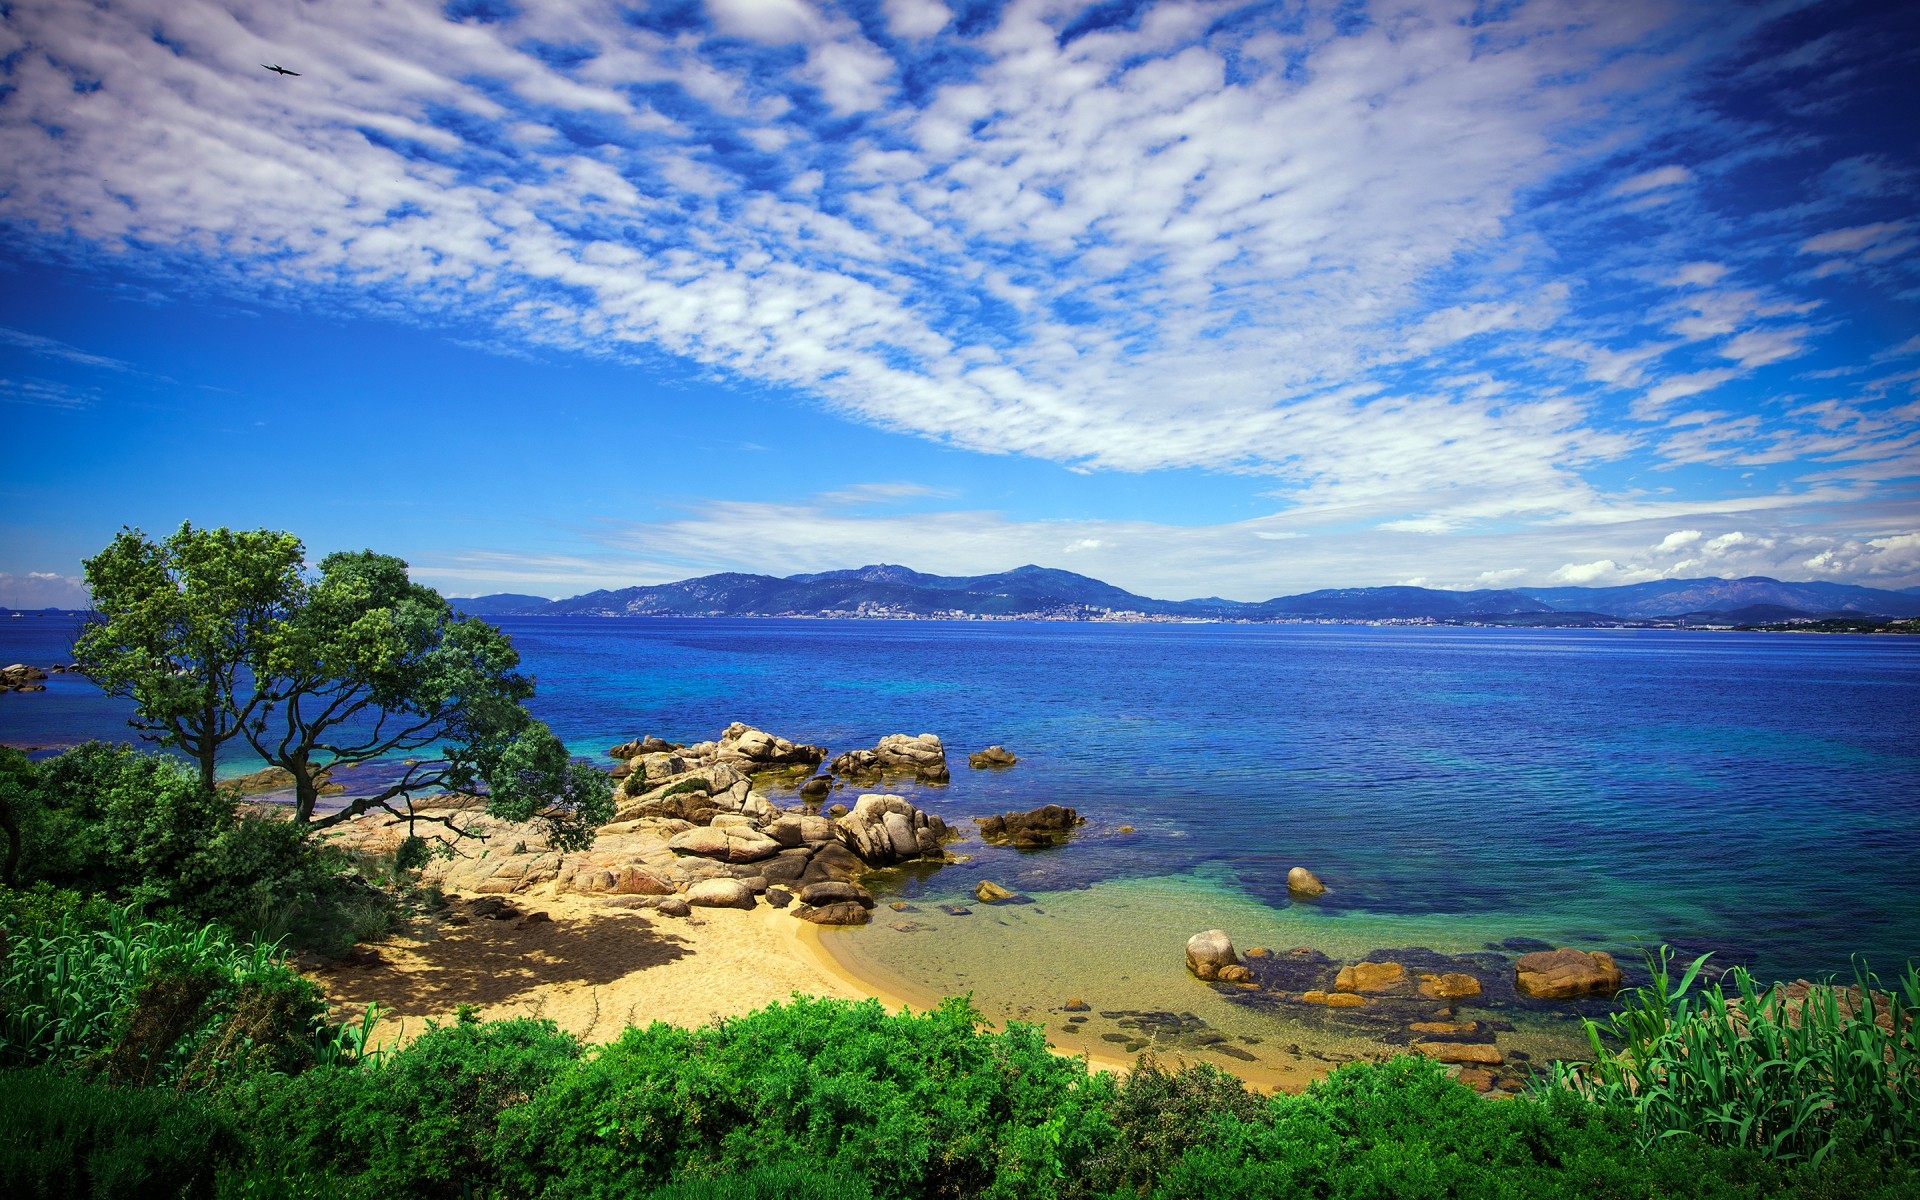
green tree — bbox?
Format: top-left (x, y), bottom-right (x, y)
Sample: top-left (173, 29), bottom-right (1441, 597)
top-left (74, 524), bottom-right (304, 793)
top-left (240, 548), bottom-right (612, 845)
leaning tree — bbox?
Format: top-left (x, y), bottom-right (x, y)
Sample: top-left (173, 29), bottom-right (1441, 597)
top-left (75, 526), bottom-right (610, 849)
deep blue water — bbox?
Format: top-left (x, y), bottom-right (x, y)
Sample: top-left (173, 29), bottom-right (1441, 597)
top-left (5, 614), bottom-right (1916, 980)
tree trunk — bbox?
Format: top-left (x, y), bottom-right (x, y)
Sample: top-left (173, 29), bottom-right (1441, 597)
top-left (0, 799), bottom-right (20, 889)
top-left (292, 758), bottom-right (318, 824)
top-left (196, 697), bottom-right (219, 793)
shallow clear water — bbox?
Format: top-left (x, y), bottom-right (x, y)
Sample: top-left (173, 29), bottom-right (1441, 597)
top-left (6, 614), bottom-right (1917, 1012)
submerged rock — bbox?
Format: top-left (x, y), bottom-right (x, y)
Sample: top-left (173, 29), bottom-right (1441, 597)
top-left (968, 745), bottom-right (1018, 768)
top-left (974, 880), bottom-right (1016, 903)
top-left (1419, 972), bottom-right (1483, 1003)
top-left (1412, 1041), bottom-right (1503, 1065)
top-left (1334, 961), bottom-right (1407, 994)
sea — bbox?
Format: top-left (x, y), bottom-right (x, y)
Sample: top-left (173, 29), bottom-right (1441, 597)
top-left (6, 613), bottom-right (1917, 1074)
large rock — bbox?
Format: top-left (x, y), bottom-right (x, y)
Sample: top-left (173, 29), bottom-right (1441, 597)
top-left (797, 842), bottom-right (865, 887)
top-left (974, 880), bottom-right (1016, 903)
top-left (833, 794), bottom-right (950, 867)
top-left (667, 825), bottom-right (782, 863)
top-left (685, 879), bottom-right (756, 909)
top-left (713, 722), bottom-right (827, 770)
top-left (1334, 961), bottom-right (1407, 994)
top-left (975, 805), bottom-right (1082, 848)
top-left (795, 902), bottom-right (871, 926)
top-left (612, 866), bottom-right (678, 896)
top-left (1287, 867), bottom-right (1327, 897)
top-left (767, 813), bottom-right (836, 848)
top-left (968, 745), bottom-right (1018, 768)
top-left (1186, 929), bottom-right (1240, 981)
top-left (798, 881), bottom-right (876, 909)
top-left (1514, 948), bottom-right (1623, 999)
top-left (829, 733), bottom-right (950, 783)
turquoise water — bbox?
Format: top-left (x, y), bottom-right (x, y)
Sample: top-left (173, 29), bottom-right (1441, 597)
top-left (4, 615), bottom-right (1916, 982)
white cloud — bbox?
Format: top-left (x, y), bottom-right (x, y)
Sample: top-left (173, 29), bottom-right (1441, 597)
top-left (1611, 164), bottom-right (1691, 195)
top-left (0, 571), bottom-right (88, 609)
top-left (882, 0), bottom-right (951, 40)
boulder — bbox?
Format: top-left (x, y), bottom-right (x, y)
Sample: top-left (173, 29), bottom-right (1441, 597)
top-left (834, 794), bottom-right (948, 867)
top-left (766, 886), bottom-right (793, 909)
top-left (1062, 998), bottom-right (1091, 1012)
top-left (1413, 1041), bottom-right (1504, 1066)
top-left (685, 879), bottom-right (756, 910)
top-left (798, 842), bottom-right (865, 886)
top-left (798, 881), bottom-right (876, 909)
top-left (1410, 1020), bottom-right (1480, 1037)
top-left (571, 868), bottom-right (617, 894)
top-left (968, 745), bottom-right (1018, 768)
top-left (974, 880), bottom-right (1016, 903)
top-left (1185, 929), bottom-right (1240, 981)
top-left (1216, 965), bottom-right (1254, 985)
top-left (1514, 948), bottom-right (1624, 999)
top-left (975, 805), bottom-right (1082, 848)
top-left (1418, 973), bottom-right (1483, 1003)
top-left (1, 664), bottom-right (49, 686)
top-left (795, 902), bottom-right (871, 926)
top-left (1287, 867), bottom-right (1327, 898)
top-left (829, 733), bottom-right (950, 783)
top-left (1334, 962), bottom-right (1407, 994)
top-left (799, 775), bottom-right (832, 799)
top-left (653, 898), bottom-right (693, 918)
top-left (667, 825), bottom-right (781, 864)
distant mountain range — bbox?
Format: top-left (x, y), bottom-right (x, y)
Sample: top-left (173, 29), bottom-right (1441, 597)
top-left (450, 566), bottom-right (1920, 624)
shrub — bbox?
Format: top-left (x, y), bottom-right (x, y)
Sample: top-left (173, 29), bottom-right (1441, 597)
top-left (0, 1065), bottom-right (239, 1199)
top-left (495, 994), bottom-right (1115, 1200)
top-left (230, 1013), bottom-right (582, 1200)
top-left (1547, 949), bottom-right (1920, 1167)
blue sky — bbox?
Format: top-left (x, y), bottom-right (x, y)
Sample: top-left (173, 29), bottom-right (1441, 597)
top-left (1, 0), bottom-right (1915, 606)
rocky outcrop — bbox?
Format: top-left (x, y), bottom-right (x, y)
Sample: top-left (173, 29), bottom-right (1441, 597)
top-left (1287, 867), bottom-right (1327, 897)
top-left (975, 805), bottom-right (1081, 848)
top-left (968, 745), bottom-right (1018, 768)
top-left (221, 766), bottom-right (346, 796)
top-left (1514, 947), bottom-right (1624, 999)
top-left (2, 664), bottom-right (50, 692)
top-left (667, 823), bottom-right (782, 863)
top-left (829, 733), bottom-right (950, 783)
top-left (711, 722), bottom-right (827, 770)
top-left (832, 794), bottom-right (951, 866)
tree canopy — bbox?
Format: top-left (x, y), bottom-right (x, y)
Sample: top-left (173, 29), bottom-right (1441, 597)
top-left (72, 525), bottom-right (611, 849)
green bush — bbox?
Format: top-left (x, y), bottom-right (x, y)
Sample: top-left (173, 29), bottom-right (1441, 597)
top-left (230, 1013), bottom-right (582, 1200)
top-left (640, 1161), bottom-right (877, 1199)
top-left (494, 994), bottom-right (1115, 1200)
top-left (0, 1065), bottom-right (239, 1199)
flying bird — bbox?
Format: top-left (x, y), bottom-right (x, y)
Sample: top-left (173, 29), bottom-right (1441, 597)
top-left (261, 63), bottom-right (300, 76)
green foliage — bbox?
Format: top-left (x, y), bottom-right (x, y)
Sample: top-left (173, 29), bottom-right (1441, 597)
top-left (7, 742), bottom-right (355, 946)
top-left (495, 994), bottom-right (1114, 1200)
top-left (0, 907), bottom-right (355, 1085)
top-left (75, 523), bottom-right (305, 793)
top-left (1547, 948), bottom-right (1920, 1168)
top-left (0, 1065), bottom-right (240, 1200)
top-left (639, 1161), bottom-right (877, 1200)
top-left (1075, 1057), bottom-right (1264, 1196)
top-left (230, 1015), bottom-right (582, 1200)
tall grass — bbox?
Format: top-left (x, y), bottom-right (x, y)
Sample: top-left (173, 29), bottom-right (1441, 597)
top-left (1546, 948), bottom-right (1919, 1167)
top-left (0, 904), bottom-right (372, 1082)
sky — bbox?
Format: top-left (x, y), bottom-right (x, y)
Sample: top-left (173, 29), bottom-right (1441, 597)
top-left (1, 0), bottom-right (1916, 607)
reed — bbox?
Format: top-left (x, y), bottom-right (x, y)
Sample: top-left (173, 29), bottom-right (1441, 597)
top-left (1545, 947), bottom-right (1918, 1167)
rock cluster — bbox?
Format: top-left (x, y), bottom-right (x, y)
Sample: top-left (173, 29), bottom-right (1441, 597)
top-left (829, 733), bottom-right (950, 783)
top-left (2, 664), bottom-right (49, 692)
top-left (832, 793), bottom-right (951, 866)
top-left (968, 745), bottom-right (1018, 768)
top-left (975, 804), bottom-right (1081, 848)
top-left (1514, 947), bottom-right (1624, 999)
top-left (325, 724), bottom-right (952, 929)
top-left (1185, 929), bottom-right (1253, 984)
